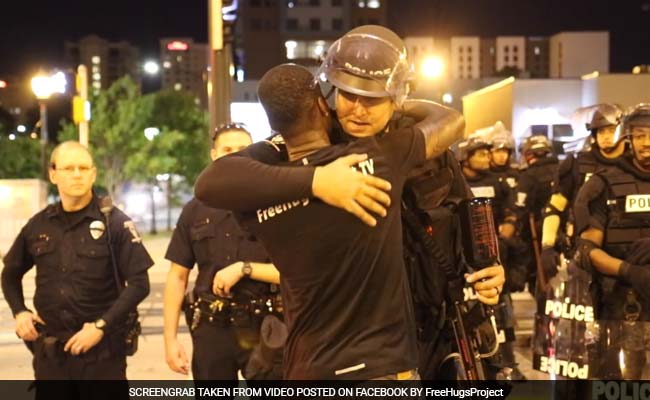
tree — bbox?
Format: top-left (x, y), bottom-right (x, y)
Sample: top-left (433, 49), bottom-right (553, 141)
top-left (125, 90), bottom-right (209, 232)
top-left (0, 136), bottom-right (42, 179)
top-left (0, 106), bottom-right (16, 136)
top-left (59, 76), bottom-right (153, 199)
top-left (59, 79), bottom-right (209, 232)
top-left (494, 66), bottom-right (522, 78)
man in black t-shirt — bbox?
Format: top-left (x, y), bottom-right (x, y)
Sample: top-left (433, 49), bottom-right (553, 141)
top-left (224, 63), bottom-right (463, 380)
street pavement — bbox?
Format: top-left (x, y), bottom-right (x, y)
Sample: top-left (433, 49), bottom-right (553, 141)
top-left (0, 233), bottom-right (547, 380)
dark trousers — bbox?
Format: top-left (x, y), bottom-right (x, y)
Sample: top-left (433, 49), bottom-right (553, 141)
top-left (31, 336), bottom-right (128, 400)
top-left (190, 322), bottom-right (255, 380)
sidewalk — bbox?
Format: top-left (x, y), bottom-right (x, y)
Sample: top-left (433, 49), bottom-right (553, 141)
top-left (0, 233), bottom-right (548, 380)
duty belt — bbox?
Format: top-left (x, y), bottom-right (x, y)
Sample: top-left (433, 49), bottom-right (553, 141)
top-left (184, 292), bottom-right (283, 331)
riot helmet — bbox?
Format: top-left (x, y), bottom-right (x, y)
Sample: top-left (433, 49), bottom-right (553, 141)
top-left (456, 135), bottom-right (493, 163)
top-left (317, 25), bottom-right (411, 105)
top-left (519, 135), bottom-right (553, 160)
top-left (586, 103), bottom-right (622, 134)
top-left (621, 103), bottom-right (650, 168)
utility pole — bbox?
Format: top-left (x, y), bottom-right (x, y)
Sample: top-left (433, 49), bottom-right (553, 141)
top-left (73, 65), bottom-right (90, 147)
top-left (208, 0), bottom-right (236, 134)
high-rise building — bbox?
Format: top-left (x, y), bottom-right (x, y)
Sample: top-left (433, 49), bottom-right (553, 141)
top-left (159, 38), bottom-right (209, 107)
top-left (450, 37), bottom-right (480, 80)
top-left (236, 0), bottom-right (388, 80)
top-left (64, 35), bottom-right (140, 95)
top-left (550, 31), bottom-right (609, 78)
top-left (495, 36), bottom-right (526, 73)
top-left (0, 75), bottom-right (32, 124)
top-left (480, 38), bottom-right (497, 78)
top-left (526, 37), bottom-right (550, 78)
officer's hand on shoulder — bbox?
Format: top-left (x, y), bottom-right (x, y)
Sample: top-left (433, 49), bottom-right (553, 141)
top-left (165, 338), bottom-right (190, 375)
top-left (64, 322), bottom-right (104, 356)
top-left (213, 261), bottom-right (245, 297)
top-left (312, 154), bottom-right (392, 227)
top-left (15, 311), bottom-right (45, 342)
top-left (465, 264), bottom-right (505, 306)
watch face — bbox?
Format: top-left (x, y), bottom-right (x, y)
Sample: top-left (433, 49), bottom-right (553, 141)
top-left (95, 320), bottom-right (106, 329)
top-left (243, 263), bottom-right (252, 276)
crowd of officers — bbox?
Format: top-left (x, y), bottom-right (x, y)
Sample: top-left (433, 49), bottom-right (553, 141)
top-left (1, 22), bottom-right (650, 397)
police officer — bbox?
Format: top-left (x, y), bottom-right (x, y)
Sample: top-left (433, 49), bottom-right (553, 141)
top-left (574, 103), bottom-right (650, 379)
top-left (456, 135), bottom-right (526, 380)
top-left (541, 104), bottom-right (626, 279)
top-left (514, 135), bottom-right (560, 293)
top-left (1, 141), bottom-right (152, 397)
top-left (164, 124), bottom-right (280, 383)
top-left (489, 127), bottom-right (520, 192)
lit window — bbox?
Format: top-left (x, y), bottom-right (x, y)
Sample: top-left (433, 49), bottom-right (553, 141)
top-left (174, 83), bottom-right (182, 91)
top-left (92, 66), bottom-right (100, 74)
top-left (92, 81), bottom-right (101, 89)
top-left (92, 73), bottom-right (101, 81)
top-left (92, 56), bottom-right (101, 64)
top-left (367, 0), bottom-right (380, 8)
top-left (313, 41), bottom-right (325, 57)
top-left (176, 55), bottom-right (183, 62)
top-left (287, 1), bottom-right (295, 7)
top-left (163, 61), bottom-right (172, 69)
top-left (534, 46), bottom-right (540, 55)
top-left (358, 0), bottom-right (365, 7)
top-left (285, 40), bottom-right (297, 59)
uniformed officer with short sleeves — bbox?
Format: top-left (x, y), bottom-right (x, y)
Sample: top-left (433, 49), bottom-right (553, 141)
top-left (163, 124), bottom-right (280, 383)
top-left (1, 141), bottom-right (153, 396)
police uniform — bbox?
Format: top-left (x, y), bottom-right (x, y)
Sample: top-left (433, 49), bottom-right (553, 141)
top-left (545, 147), bottom-right (620, 252)
top-left (491, 164), bottom-right (519, 194)
top-left (514, 155), bottom-right (559, 291)
top-left (165, 198), bottom-right (276, 381)
top-left (574, 157), bottom-right (650, 379)
top-left (1, 196), bottom-right (152, 395)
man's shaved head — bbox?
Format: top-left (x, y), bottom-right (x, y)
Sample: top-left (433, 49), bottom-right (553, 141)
top-left (50, 141), bottom-right (93, 169)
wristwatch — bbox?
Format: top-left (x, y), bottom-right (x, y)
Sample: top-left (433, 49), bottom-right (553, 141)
top-left (94, 319), bottom-right (107, 331)
top-left (241, 261), bottom-right (253, 277)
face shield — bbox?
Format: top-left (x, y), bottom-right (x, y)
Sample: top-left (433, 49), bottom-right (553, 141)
top-left (316, 33), bottom-right (412, 106)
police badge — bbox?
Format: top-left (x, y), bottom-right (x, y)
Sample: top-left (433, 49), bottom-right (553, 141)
top-left (89, 220), bottom-right (106, 240)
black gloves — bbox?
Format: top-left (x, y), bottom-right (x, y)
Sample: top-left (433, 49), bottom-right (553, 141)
top-left (619, 261), bottom-right (650, 303)
top-left (541, 246), bottom-right (559, 280)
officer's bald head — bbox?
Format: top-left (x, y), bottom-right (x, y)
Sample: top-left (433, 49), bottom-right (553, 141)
top-left (50, 141), bottom-right (93, 170)
top-left (258, 64), bottom-right (327, 139)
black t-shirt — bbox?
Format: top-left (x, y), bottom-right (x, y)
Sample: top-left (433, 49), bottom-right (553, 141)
top-left (236, 128), bottom-right (426, 380)
top-left (165, 198), bottom-right (271, 297)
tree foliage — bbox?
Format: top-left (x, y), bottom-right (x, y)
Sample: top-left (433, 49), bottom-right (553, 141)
top-left (0, 136), bottom-right (42, 179)
top-left (59, 77), bottom-right (209, 201)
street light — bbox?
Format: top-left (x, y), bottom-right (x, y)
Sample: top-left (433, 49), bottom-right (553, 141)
top-left (143, 60), bottom-right (160, 75)
top-left (31, 71), bottom-right (67, 180)
top-left (420, 56), bottom-right (445, 79)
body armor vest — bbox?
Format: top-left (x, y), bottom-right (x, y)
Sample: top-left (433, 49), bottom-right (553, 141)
top-left (602, 170), bottom-right (650, 259)
top-left (527, 159), bottom-right (558, 218)
top-left (572, 149), bottom-right (617, 202)
top-left (597, 168), bottom-right (650, 321)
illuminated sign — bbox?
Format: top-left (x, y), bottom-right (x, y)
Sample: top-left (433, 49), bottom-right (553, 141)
top-left (167, 41), bottom-right (189, 51)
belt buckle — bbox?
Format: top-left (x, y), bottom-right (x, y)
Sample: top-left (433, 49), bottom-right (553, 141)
top-left (396, 369), bottom-right (415, 380)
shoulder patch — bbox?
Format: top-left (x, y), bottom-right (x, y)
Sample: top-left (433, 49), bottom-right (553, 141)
top-left (506, 177), bottom-right (517, 188)
top-left (123, 220), bottom-right (142, 243)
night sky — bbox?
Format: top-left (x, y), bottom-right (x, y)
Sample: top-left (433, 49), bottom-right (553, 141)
top-left (1, 0), bottom-right (649, 76)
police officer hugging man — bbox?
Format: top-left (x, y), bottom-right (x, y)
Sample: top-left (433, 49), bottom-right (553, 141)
top-left (1, 141), bottom-right (153, 399)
